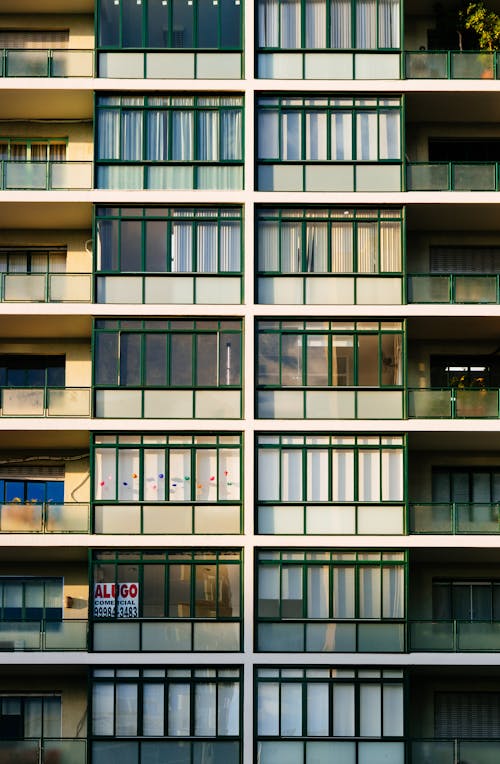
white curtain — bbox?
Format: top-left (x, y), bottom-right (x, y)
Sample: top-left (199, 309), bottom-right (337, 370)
top-left (331, 222), bottom-right (354, 272)
top-left (357, 112), bottom-right (378, 160)
top-left (197, 223), bottom-right (218, 272)
top-left (221, 110), bottom-right (242, 160)
top-left (379, 0), bottom-right (400, 48)
top-left (306, 449), bottom-right (329, 500)
top-left (220, 222), bottom-right (240, 271)
top-left (258, 448), bottom-right (280, 500)
top-left (306, 223), bottom-right (328, 272)
top-left (219, 448), bottom-right (240, 501)
top-left (332, 567), bottom-right (355, 617)
top-left (358, 449), bottom-right (380, 501)
top-left (331, 449), bottom-right (354, 501)
top-left (94, 448), bottom-right (116, 500)
top-left (171, 223), bottom-right (192, 272)
top-left (383, 566), bottom-right (403, 617)
top-left (98, 110), bottom-right (120, 159)
top-left (146, 110), bottom-right (168, 160)
top-left (305, 0), bottom-right (326, 48)
top-left (258, 0), bottom-right (279, 46)
top-left (117, 449), bottom-right (140, 501)
top-left (115, 684), bottom-right (138, 736)
top-left (218, 683), bottom-right (239, 735)
top-left (379, 111), bottom-right (400, 159)
top-left (281, 222), bottom-right (301, 272)
top-left (380, 221), bottom-right (401, 271)
top-left (195, 684), bottom-right (216, 735)
top-left (121, 110), bottom-right (142, 160)
top-left (307, 684), bottom-right (329, 735)
top-left (172, 111), bottom-right (193, 160)
top-left (381, 449), bottom-right (403, 501)
top-left (258, 222), bottom-right (279, 271)
top-left (359, 567), bottom-right (381, 618)
top-left (383, 685), bottom-right (404, 735)
top-left (333, 684), bottom-right (355, 735)
top-left (168, 684), bottom-right (190, 735)
top-left (281, 0), bottom-right (300, 47)
top-left (307, 566), bottom-right (329, 617)
top-left (281, 449), bottom-right (302, 500)
top-left (144, 448), bottom-right (166, 501)
top-left (281, 684), bottom-right (302, 735)
top-left (198, 111), bottom-right (219, 161)
top-left (143, 685), bottom-right (164, 735)
top-left (196, 449), bottom-right (217, 501)
top-left (356, 0), bottom-right (377, 48)
top-left (360, 685), bottom-right (381, 736)
top-left (257, 683), bottom-right (279, 735)
top-left (358, 222), bottom-right (378, 273)
top-left (306, 111), bottom-right (327, 160)
top-left (169, 449), bottom-right (191, 501)
top-left (93, 685), bottom-right (114, 735)
top-left (331, 0), bottom-right (351, 47)
top-left (331, 112), bottom-right (352, 160)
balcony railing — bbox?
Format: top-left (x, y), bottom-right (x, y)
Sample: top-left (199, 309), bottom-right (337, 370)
top-left (0, 48), bottom-right (94, 77)
top-left (0, 502), bottom-right (90, 533)
top-left (410, 502), bottom-right (500, 534)
top-left (0, 273), bottom-right (92, 302)
top-left (257, 274), bottom-right (404, 305)
top-left (0, 620), bottom-right (87, 650)
top-left (407, 388), bottom-right (499, 418)
top-left (0, 161), bottom-right (93, 190)
top-left (0, 387), bottom-right (91, 417)
top-left (407, 274), bottom-right (500, 304)
top-left (93, 619), bottom-right (240, 651)
top-left (412, 739), bottom-right (500, 764)
top-left (406, 162), bottom-right (500, 191)
top-left (257, 620), bottom-right (405, 652)
top-left (0, 738), bottom-right (86, 764)
top-left (257, 502), bottom-right (405, 535)
top-left (410, 620), bottom-right (500, 651)
top-left (405, 50), bottom-right (498, 79)
top-left (94, 502), bottom-right (241, 534)
top-left (257, 388), bottom-right (404, 419)
top-left (95, 273), bottom-right (242, 305)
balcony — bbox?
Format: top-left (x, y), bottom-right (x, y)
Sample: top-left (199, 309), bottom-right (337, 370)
top-left (0, 48), bottom-right (94, 77)
top-left (0, 273), bottom-right (92, 303)
top-left (0, 502), bottom-right (90, 533)
top-left (410, 503), bottom-right (500, 534)
top-left (412, 739), bottom-right (500, 764)
top-left (0, 387), bottom-right (91, 417)
top-left (405, 50), bottom-right (497, 79)
top-left (407, 274), bottom-right (500, 304)
top-left (0, 161), bottom-right (93, 191)
top-left (0, 620), bottom-right (87, 650)
top-left (406, 162), bottom-right (500, 191)
top-left (0, 739), bottom-right (86, 764)
top-left (407, 388), bottom-right (499, 418)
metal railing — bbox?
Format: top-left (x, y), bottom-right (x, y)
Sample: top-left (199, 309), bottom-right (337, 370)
top-left (0, 502), bottom-right (90, 533)
top-left (407, 388), bottom-right (500, 418)
top-left (406, 162), bottom-right (500, 191)
top-left (410, 620), bottom-right (500, 652)
top-left (410, 502), bottom-right (500, 534)
top-left (0, 620), bottom-right (87, 650)
top-left (407, 273), bottom-right (500, 304)
top-left (0, 387), bottom-right (91, 417)
top-left (0, 272), bottom-right (92, 302)
top-left (0, 738), bottom-right (86, 764)
top-left (0, 161), bottom-right (93, 190)
top-left (411, 738), bottom-right (500, 763)
top-left (0, 48), bottom-right (94, 77)
top-left (405, 49), bottom-right (498, 79)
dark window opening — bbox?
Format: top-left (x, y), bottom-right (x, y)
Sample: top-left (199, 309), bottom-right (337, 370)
top-left (0, 355), bottom-right (65, 387)
top-left (429, 139), bottom-right (500, 162)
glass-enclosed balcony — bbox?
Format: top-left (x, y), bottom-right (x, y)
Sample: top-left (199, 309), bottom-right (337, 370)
top-left (0, 620), bottom-right (87, 650)
top-left (408, 388), bottom-right (500, 418)
top-left (0, 502), bottom-right (90, 533)
top-left (0, 273), bottom-right (92, 303)
top-left (0, 161), bottom-right (93, 191)
top-left (410, 620), bottom-right (500, 651)
top-left (405, 50), bottom-right (497, 79)
top-left (406, 162), bottom-right (500, 192)
top-left (0, 388), bottom-right (91, 417)
top-left (408, 274), bottom-right (500, 304)
top-left (0, 49), bottom-right (94, 77)
top-left (411, 740), bottom-right (500, 764)
top-left (410, 503), bottom-right (500, 534)
top-left (0, 739), bottom-right (86, 764)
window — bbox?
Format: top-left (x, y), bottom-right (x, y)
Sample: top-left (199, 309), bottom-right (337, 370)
top-left (96, 207), bottom-right (241, 274)
top-left (92, 550), bottom-right (241, 651)
top-left (433, 581), bottom-right (500, 621)
top-left (257, 0), bottom-right (400, 49)
top-left (432, 468), bottom-right (500, 505)
top-left (93, 433), bottom-right (242, 534)
top-left (0, 247), bottom-right (66, 274)
top-left (430, 356), bottom-right (500, 389)
top-left (257, 321), bottom-right (403, 388)
top-left (257, 668), bottom-right (404, 764)
top-left (0, 140), bottom-right (66, 162)
top-left (0, 355), bottom-right (65, 387)
top-left (430, 246), bottom-right (500, 275)
top-left (0, 696), bottom-right (61, 739)
top-left (435, 692), bottom-right (500, 738)
top-left (97, 0), bottom-right (242, 50)
top-left (96, 95), bottom-right (243, 191)
top-left (257, 550), bottom-right (406, 652)
top-left (0, 578), bottom-right (63, 622)
top-left (91, 667), bottom-right (241, 764)
top-left (257, 434), bottom-right (405, 534)
top-left (258, 96), bottom-right (401, 162)
top-left (0, 479), bottom-right (64, 505)
top-left (94, 320), bottom-right (241, 388)
top-left (257, 208), bottom-right (402, 274)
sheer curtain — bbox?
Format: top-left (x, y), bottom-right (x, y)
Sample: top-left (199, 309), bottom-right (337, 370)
top-left (381, 448), bottom-right (403, 501)
top-left (221, 109), bottom-right (242, 160)
top-left (358, 222), bottom-right (378, 272)
top-left (307, 449), bottom-right (329, 500)
top-left (258, 221), bottom-right (280, 271)
top-left (281, 0), bottom-right (300, 47)
top-left (97, 110), bottom-right (120, 159)
top-left (197, 223), bottom-right (218, 272)
top-left (281, 449), bottom-right (302, 500)
top-left (331, 112), bottom-right (352, 160)
top-left (379, 0), bottom-right (400, 48)
top-left (305, 222), bottom-right (328, 272)
top-left (198, 111), bottom-right (220, 161)
top-left (171, 223), bottom-right (193, 272)
top-left (220, 222), bottom-right (241, 271)
top-left (305, 0), bottom-right (326, 48)
top-left (121, 110), bottom-right (142, 160)
top-left (383, 566), bottom-right (403, 617)
top-left (358, 449), bottom-right (381, 501)
top-left (146, 110), bottom-right (168, 160)
top-left (258, 0), bottom-right (279, 46)
top-left (281, 222), bottom-right (301, 272)
top-left (356, 0), bottom-right (377, 48)
top-left (306, 112), bottom-right (327, 160)
top-left (307, 566), bottom-right (329, 617)
top-left (356, 112), bottom-right (378, 160)
top-left (331, 449), bottom-right (355, 500)
top-left (379, 111), bottom-right (400, 159)
top-left (172, 110), bottom-right (193, 160)
top-left (380, 222), bottom-right (402, 271)
top-left (331, 222), bottom-right (354, 272)
top-left (331, 0), bottom-right (351, 47)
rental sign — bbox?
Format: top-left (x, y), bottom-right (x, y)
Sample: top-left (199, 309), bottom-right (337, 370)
top-left (93, 582), bottom-right (139, 618)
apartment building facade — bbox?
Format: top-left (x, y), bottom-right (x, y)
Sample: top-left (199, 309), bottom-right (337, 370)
top-left (0, 0), bottom-right (499, 762)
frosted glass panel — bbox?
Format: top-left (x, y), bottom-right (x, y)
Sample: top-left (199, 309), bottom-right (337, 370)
top-left (258, 449), bottom-right (280, 500)
top-left (332, 450), bottom-right (354, 501)
top-left (307, 449), bottom-right (329, 501)
top-left (360, 685), bottom-right (381, 736)
top-left (282, 450), bottom-right (302, 501)
top-left (333, 684), bottom-right (355, 736)
top-left (307, 684), bottom-right (329, 736)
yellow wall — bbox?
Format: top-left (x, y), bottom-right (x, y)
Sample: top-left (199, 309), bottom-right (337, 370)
top-left (0, 14), bottom-right (94, 48)
top-left (0, 229), bottom-right (92, 273)
top-left (0, 561), bottom-right (88, 619)
top-left (0, 122), bottom-right (93, 162)
top-left (0, 339), bottom-right (91, 387)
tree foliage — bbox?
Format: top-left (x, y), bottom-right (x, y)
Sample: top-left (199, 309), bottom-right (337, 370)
top-left (460, 1), bottom-right (500, 50)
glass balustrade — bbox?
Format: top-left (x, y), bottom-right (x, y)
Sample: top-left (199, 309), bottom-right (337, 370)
top-left (408, 389), bottom-right (499, 418)
top-left (407, 274), bottom-right (499, 304)
top-left (410, 503), bottom-right (500, 534)
top-left (0, 620), bottom-right (87, 650)
top-left (0, 162), bottom-right (93, 190)
top-left (0, 502), bottom-right (89, 533)
top-left (0, 273), bottom-right (92, 303)
top-left (405, 50), bottom-right (497, 79)
top-left (407, 163), bottom-right (500, 191)
top-left (0, 739), bottom-right (86, 764)
top-left (0, 388), bottom-right (91, 417)
top-left (1, 49), bottom-right (94, 77)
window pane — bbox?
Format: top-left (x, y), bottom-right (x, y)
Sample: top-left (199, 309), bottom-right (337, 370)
top-left (122, 0), bottom-right (143, 47)
top-left (145, 335), bottom-right (167, 386)
top-left (357, 335), bottom-right (378, 386)
top-left (169, 565), bottom-right (191, 617)
top-left (360, 685), bottom-right (381, 736)
top-left (172, 0), bottom-right (193, 47)
top-left (170, 334), bottom-right (193, 386)
top-left (281, 449), bottom-right (302, 501)
top-left (306, 0), bottom-right (326, 48)
top-left (307, 566), bottom-right (329, 618)
top-left (282, 566), bottom-right (303, 617)
top-left (196, 334), bottom-right (217, 387)
top-left (282, 335), bottom-right (302, 386)
top-left (146, 111), bottom-right (168, 161)
top-left (383, 567), bottom-right (403, 618)
top-left (359, 450), bottom-right (380, 501)
top-left (333, 684), bottom-right (355, 736)
top-left (169, 684), bottom-right (190, 736)
top-left (258, 112), bottom-right (279, 159)
top-left (331, 336), bottom-right (354, 386)
top-left (121, 111), bottom-right (143, 161)
top-left (218, 683), bottom-right (240, 735)
top-left (116, 684), bottom-right (138, 736)
top-left (258, 449), bottom-right (280, 501)
top-left (145, 221), bottom-right (167, 272)
top-left (195, 565), bottom-right (217, 617)
top-left (332, 449), bottom-right (354, 501)
top-left (98, 220), bottom-right (119, 271)
top-left (331, 113), bottom-right (352, 160)
top-left (306, 112), bottom-right (327, 160)
top-left (120, 334), bottom-right (141, 386)
top-left (219, 564), bottom-right (240, 618)
top-left (333, 567), bottom-right (355, 618)
top-left (143, 565), bottom-right (165, 617)
top-left (281, 684), bottom-right (302, 736)
top-left (258, 683), bottom-right (279, 735)
top-left (95, 334), bottom-right (118, 385)
top-left (307, 683), bottom-right (329, 735)
top-left (307, 335), bottom-right (329, 386)
top-left (144, 685), bottom-right (164, 735)
top-left (281, 0), bottom-right (301, 47)
top-left (219, 334), bottom-right (241, 386)
top-left (282, 112), bottom-right (302, 160)
top-left (258, 566), bottom-right (280, 617)
top-left (171, 223), bottom-right (193, 272)
top-left (359, 567), bottom-right (381, 618)
top-left (258, 333), bottom-right (280, 385)
top-left (195, 684), bottom-right (216, 735)
top-left (307, 449), bottom-right (329, 501)
top-left (383, 685), bottom-right (403, 736)
top-left (147, 0), bottom-right (170, 47)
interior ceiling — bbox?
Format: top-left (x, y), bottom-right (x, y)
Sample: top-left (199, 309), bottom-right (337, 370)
top-left (412, 548), bottom-right (500, 563)
top-left (408, 316), bottom-right (500, 341)
top-left (407, 204), bottom-right (500, 232)
top-left (0, 203), bottom-right (92, 229)
top-left (0, 91), bottom-right (93, 120)
top-left (410, 430), bottom-right (500, 452)
top-left (0, 315), bottom-right (91, 339)
top-left (0, 2), bottom-right (93, 12)
top-left (406, 92), bottom-right (500, 124)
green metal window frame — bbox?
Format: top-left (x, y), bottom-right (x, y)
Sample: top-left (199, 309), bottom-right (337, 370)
top-left (95, 94), bottom-right (244, 164)
top-left (0, 246), bottom-right (67, 273)
top-left (0, 138), bottom-right (68, 160)
top-left (256, 320), bottom-right (404, 389)
top-left (257, 549), bottom-right (407, 621)
top-left (96, 0), bottom-right (243, 51)
top-left (255, 666), bottom-right (405, 739)
top-left (256, 434), bottom-right (406, 534)
top-left (433, 579), bottom-right (500, 621)
top-left (93, 319), bottom-right (243, 390)
top-left (91, 548), bottom-right (242, 622)
top-left (95, 207), bottom-right (243, 275)
top-left (91, 666), bottom-right (242, 740)
top-left (256, 0), bottom-right (402, 51)
top-left (257, 96), bottom-right (402, 163)
top-left (256, 207), bottom-right (404, 275)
